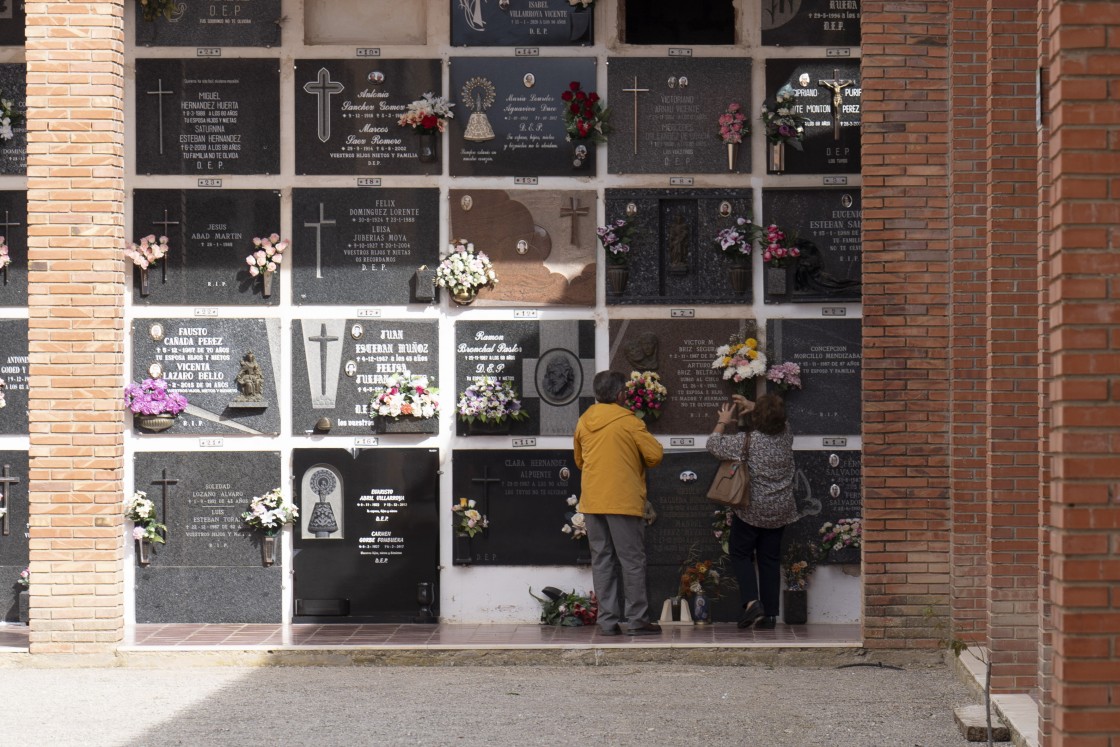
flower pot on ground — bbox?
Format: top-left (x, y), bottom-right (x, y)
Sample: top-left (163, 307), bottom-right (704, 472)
top-left (690, 591), bottom-right (710, 624)
top-left (782, 588), bottom-right (808, 625)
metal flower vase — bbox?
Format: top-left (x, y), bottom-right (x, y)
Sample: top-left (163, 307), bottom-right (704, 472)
top-left (261, 270), bottom-right (274, 298)
top-left (726, 142), bottom-right (740, 172)
top-left (575, 538), bottom-right (591, 565)
top-left (768, 141), bottom-right (786, 173)
top-left (135, 413), bottom-right (175, 433)
top-left (453, 534), bottom-right (473, 565)
top-left (417, 131), bottom-right (439, 164)
top-left (136, 538), bottom-right (151, 567)
top-left (261, 534), bottom-right (277, 567)
top-left (728, 261), bottom-right (750, 294)
top-left (606, 264), bottom-right (630, 295)
top-left (139, 267), bottom-right (150, 297)
top-left (451, 287), bottom-right (478, 306)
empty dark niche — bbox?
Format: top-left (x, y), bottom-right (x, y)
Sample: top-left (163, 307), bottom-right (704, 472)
top-left (624, 0), bottom-right (736, 45)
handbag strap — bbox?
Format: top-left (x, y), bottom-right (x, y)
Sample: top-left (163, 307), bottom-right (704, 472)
top-left (741, 430), bottom-right (750, 462)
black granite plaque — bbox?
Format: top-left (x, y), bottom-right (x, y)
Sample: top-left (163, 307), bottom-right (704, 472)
top-left (131, 190), bottom-right (282, 306)
top-left (0, 64), bottom-right (25, 175)
top-left (761, 0), bottom-right (861, 48)
top-left (135, 0), bottom-right (282, 48)
top-left (765, 59), bottom-right (861, 174)
top-left (293, 448), bottom-right (440, 623)
top-left (449, 56), bottom-right (597, 177)
top-left (455, 319), bottom-right (595, 437)
top-left (624, 0), bottom-right (735, 45)
top-left (135, 58), bottom-right (280, 175)
top-left (644, 451), bottom-right (739, 622)
top-left (0, 319), bottom-right (27, 435)
top-left (134, 451), bottom-right (282, 623)
top-left (0, 190), bottom-right (27, 307)
top-left (604, 189), bottom-right (757, 304)
top-left (294, 59), bottom-right (442, 176)
top-left (608, 318), bottom-right (755, 435)
top-left (784, 449), bottom-right (862, 566)
top-left (0, 0), bottom-right (25, 47)
top-left (762, 188), bottom-right (861, 303)
top-left (0, 450), bottom-right (28, 623)
top-left (607, 58), bottom-right (751, 175)
top-left (451, 0), bottom-right (593, 47)
top-left (130, 318), bottom-right (281, 436)
top-left (291, 188), bottom-right (440, 305)
top-left (450, 449), bottom-right (582, 566)
top-left (291, 319), bottom-right (439, 436)
top-left (766, 318), bottom-right (861, 435)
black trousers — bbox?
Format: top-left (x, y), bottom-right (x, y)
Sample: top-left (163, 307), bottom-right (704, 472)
top-left (729, 514), bottom-right (784, 617)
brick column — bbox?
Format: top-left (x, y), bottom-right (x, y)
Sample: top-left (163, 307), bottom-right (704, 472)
top-left (860, 2), bottom-right (953, 648)
top-left (1046, 2), bottom-right (1120, 743)
top-left (25, 1), bottom-right (127, 653)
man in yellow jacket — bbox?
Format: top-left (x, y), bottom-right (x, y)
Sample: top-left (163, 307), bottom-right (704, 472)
top-left (573, 370), bottom-right (664, 636)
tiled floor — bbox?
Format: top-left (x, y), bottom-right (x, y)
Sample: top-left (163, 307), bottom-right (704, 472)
top-left (1, 621), bottom-right (861, 651)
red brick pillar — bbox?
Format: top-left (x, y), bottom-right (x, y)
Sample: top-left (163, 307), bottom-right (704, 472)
top-left (1045, 2), bottom-right (1120, 742)
top-left (25, 1), bottom-right (127, 653)
top-left (860, 2), bottom-right (953, 648)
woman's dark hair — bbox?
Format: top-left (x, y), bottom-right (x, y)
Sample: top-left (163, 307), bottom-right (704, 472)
top-left (593, 370), bottom-right (627, 403)
top-left (751, 393), bottom-right (787, 436)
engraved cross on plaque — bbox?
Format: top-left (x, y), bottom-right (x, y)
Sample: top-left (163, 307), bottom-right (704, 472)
top-left (152, 209), bottom-right (179, 284)
top-left (0, 464), bottom-right (18, 536)
top-left (622, 76), bottom-right (650, 156)
top-left (305, 203), bottom-right (336, 280)
top-left (0, 210), bottom-right (19, 286)
top-left (151, 468), bottom-right (178, 534)
top-left (303, 67), bottom-right (345, 144)
top-left (559, 196), bottom-right (589, 245)
top-left (146, 78), bottom-right (174, 156)
top-left (308, 323), bottom-right (340, 396)
top-left (818, 69), bottom-right (855, 140)
top-left (471, 466), bottom-right (501, 518)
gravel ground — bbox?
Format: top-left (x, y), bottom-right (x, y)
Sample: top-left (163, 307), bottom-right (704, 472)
top-left (4, 663), bottom-right (975, 746)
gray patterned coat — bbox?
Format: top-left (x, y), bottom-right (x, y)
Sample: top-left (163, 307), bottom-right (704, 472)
top-left (706, 426), bottom-right (798, 529)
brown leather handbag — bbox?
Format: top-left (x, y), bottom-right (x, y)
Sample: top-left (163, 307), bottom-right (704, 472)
top-left (706, 432), bottom-right (751, 509)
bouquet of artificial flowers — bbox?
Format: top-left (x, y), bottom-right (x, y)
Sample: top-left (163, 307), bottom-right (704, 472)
top-left (596, 218), bottom-right (637, 266)
top-left (452, 497), bottom-right (489, 538)
top-left (456, 376), bottom-right (529, 425)
top-left (678, 558), bottom-right (722, 598)
top-left (761, 85), bottom-right (807, 150)
top-left (435, 239), bottom-right (497, 297)
top-left (718, 102), bottom-right (748, 144)
top-left (624, 370), bottom-right (667, 421)
top-left (241, 487), bottom-right (299, 536)
top-left (123, 377), bottom-right (188, 416)
top-left (560, 81), bottom-right (611, 142)
top-left (125, 234), bottom-right (168, 269)
top-left (711, 507), bottom-right (733, 556)
top-left (245, 233), bottom-right (287, 277)
top-left (398, 92), bottom-right (455, 134)
top-left (766, 361), bottom-right (802, 391)
top-left (530, 587), bottom-right (598, 626)
top-left (711, 334), bottom-right (768, 394)
top-left (369, 370), bottom-right (439, 420)
top-left (760, 223), bottom-right (800, 268)
top-left (561, 495), bottom-right (586, 540)
top-left (125, 490), bottom-right (167, 544)
top-left (16, 566), bottom-right (28, 589)
top-left (714, 216), bottom-right (760, 262)
top-left (820, 518), bottom-right (862, 553)
top-left (0, 94), bottom-right (20, 141)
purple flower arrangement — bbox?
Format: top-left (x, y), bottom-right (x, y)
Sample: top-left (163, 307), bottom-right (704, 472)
top-left (761, 85), bottom-right (807, 150)
top-left (123, 377), bottom-right (188, 416)
top-left (596, 218), bottom-right (637, 266)
top-left (766, 361), bottom-right (803, 392)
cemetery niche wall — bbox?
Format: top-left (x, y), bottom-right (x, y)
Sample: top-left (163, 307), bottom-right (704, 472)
top-left (767, 318), bottom-right (862, 436)
top-left (134, 0), bottom-right (283, 48)
top-left (0, 318), bottom-right (27, 435)
top-left (0, 449), bottom-right (27, 623)
top-left (451, 0), bottom-right (594, 47)
top-left (292, 448), bottom-right (439, 623)
top-left (760, 0), bottom-right (861, 48)
top-left (0, 191), bottom-right (31, 308)
top-left (0, 64), bottom-right (25, 175)
top-left (764, 58), bottom-right (861, 175)
top-left (762, 189), bottom-right (862, 303)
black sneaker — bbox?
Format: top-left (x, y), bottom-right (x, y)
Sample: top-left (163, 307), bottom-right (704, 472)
top-left (737, 600), bottom-right (763, 629)
top-left (755, 616), bottom-right (776, 630)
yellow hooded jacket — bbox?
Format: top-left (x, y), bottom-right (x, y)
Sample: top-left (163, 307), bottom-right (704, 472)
top-left (573, 402), bottom-right (664, 517)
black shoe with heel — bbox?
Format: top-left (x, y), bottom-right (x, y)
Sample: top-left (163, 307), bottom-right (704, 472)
top-left (737, 600), bottom-right (763, 629)
top-left (755, 616), bottom-right (776, 630)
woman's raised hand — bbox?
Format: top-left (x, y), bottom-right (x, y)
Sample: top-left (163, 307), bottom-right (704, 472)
top-left (731, 394), bottom-right (755, 416)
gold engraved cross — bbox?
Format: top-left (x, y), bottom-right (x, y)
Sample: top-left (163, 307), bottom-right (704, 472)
top-left (622, 76), bottom-right (650, 156)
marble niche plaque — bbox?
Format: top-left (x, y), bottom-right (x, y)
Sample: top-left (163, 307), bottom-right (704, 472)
top-left (131, 190), bottom-right (281, 306)
top-left (451, 0), bottom-right (593, 47)
top-left (784, 449), bottom-right (862, 566)
top-left (292, 448), bottom-right (439, 623)
top-left (766, 318), bottom-right (861, 435)
top-left (291, 319), bottom-right (439, 436)
top-left (0, 190), bottom-right (27, 306)
top-left (609, 318), bottom-right (755, 436)
top-left (294, 59), bottom-right (442, 176)
top-left (604, 189), bottom-right (755, 304)
top-left (0, 318), bottom-right (27, 435)
top-left (449, 189), bottom-right (596, 307)
top-left (450, 450), bottom-right (582, 566)
top-left (765, 58), bottom-right (861, 175)
top-left (133, 451), bottom-right (282, 624)
top-left (135, 0), bottom-right (282, 48)
top-left (762, 188), bottom-right (861, 303)
top-left (291, 188), bottom-right (440, 306)
top-left (449, 56), bottom-right (597, 177)
top-left (0, 64), bottom-right (25, 175)
top-left (455, 320), bottom-right (595, 437)
top-left (135, 58), bottom-right (280, 175)
top-left (624, 0), bottom-right (735, 45)
top-left (608, 58), bottom-right (751, 175)
top-left (0, 450), bottom-right (28, 623)
top-left (761, 0), bottom-right (861, 48)
top-left (131, 318), bottom-right (281, 436)
top-left (0, 0), bottom-right (26, 47)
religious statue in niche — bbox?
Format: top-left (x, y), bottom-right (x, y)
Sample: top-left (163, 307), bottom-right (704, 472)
top-left (230, 350), bottom-right (267, 409)
top-left (793, 239), bottom-right (862, 295)
top-left (624, 332), bottom-right (659, 371)
top-left (461, 77), bottom-right (497, 142)
top-left (306, 467), bottom-right (341, 539)
top-left (667, 214), bottom-right (691, 276)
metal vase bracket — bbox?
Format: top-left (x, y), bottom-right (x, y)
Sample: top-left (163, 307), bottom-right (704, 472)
top-left (453, 534), bottom-right (473, 565)
top-left (768, 141), bottom-right (786, 173)
top-left (726, 142), bottom-right (739, 172)
top-left (417, 131), bottom-right (439, 164)
top-left (139, 267), bottom-right (149, 297)
top-left (135, 413), bottom-right (175, 433)
top-left (261, 534), bottom-right (277, 567)
top-left (136, 538), bottom-right (151, 567)
top-left (728, 263), bottom-right (750, 294)
top-left (606, 265), bottom-right (629, 295)
top-left (262, 270), bottom-right (274, 298)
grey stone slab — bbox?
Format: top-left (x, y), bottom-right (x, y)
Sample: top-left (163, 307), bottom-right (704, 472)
top-left (607, 58), bottom-right (750, 175)
top-left (135, 0), bottom-right (282, 48)
top-left (623, 1), bottom-right (735, 45)
top-left (0, 64), bottom-right (25, 175)
top-left (290, 319), bottom-right (439, 436)
top-left (767, 317), bottom-right (861, 435)
top-left (604, 188), bottom-right (756, 304)
top-left (135, 58), bottom-right (280, 175)
top-left (608, 318), bottom-right (755, 436)
top-left (290, 188), bottom-right (440, 306)
top-left (135, 567), bottom-right (282, 624)
top-left (455, 319), bottom-right (595, 437)
top-left (131, 190), bottom-right (282, 306)
top-left (954, 705), bottom-right (1010, 743)
top-left (0, 1), bottom-right (26, 47)
top-left (449, 57), bottom-right (598, 177)
top-left (762, 188), bottom-right (861, 303)
top-left (0, 318), bottom-right (27, 435)
top-left (294, 59), bottom-right (442, 176)
top-left (451, 0), bottom-right (593, 47)
top-left (764, 58), bottom-right (861, 175)
top-left (0, 190), bottom-right (26, 307)
top-left (0, 449), bottom-right (28, 623)
top-left (784, 449), bottom-right (861, 566)
top-left (761, 0), bottom-right (861, 47)
top-left (131, 317), bottom-right (281, 436)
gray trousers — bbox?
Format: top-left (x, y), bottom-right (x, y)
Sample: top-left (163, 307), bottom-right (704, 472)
top-left (584, 513), bottom-right (650, 630)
